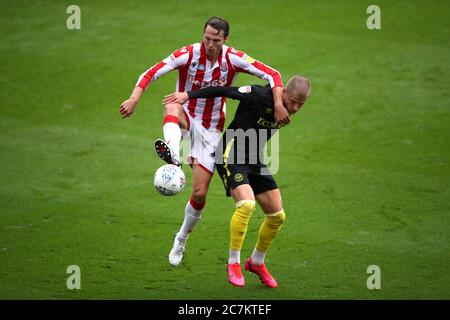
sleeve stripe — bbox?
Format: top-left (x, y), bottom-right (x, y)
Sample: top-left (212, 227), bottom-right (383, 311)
top-left (228, 52), bottom-right (282, 88)
top-left (136, 48), bottom-right (190, 91)
top-left (136, 61), bottom-right (166, 90)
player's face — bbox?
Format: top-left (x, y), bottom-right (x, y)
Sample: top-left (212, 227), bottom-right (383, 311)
top-left (283, 92), bottom-right (304, 115)
top-left (203, 25), bottom-right (227, 59)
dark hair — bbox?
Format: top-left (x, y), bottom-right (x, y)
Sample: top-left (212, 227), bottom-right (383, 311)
top-left (204, 16), bottom-right (230, 37)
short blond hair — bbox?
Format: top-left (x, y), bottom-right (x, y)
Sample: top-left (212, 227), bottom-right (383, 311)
top-left (286, 75), bottom-right (311, 103)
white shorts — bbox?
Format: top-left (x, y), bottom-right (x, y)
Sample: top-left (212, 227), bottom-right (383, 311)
top-left (181, 110), bottom-right (222, 175)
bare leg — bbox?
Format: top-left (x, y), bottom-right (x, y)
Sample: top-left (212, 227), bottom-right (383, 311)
top-left (168, 163), bottom-right (213, 266)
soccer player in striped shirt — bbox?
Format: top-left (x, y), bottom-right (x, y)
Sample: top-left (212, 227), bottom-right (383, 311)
top-left (119, 17), bottom-right (290, 267)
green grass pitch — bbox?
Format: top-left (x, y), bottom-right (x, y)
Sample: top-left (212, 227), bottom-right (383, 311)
top-left (0, 0), bottom-right (449, 299)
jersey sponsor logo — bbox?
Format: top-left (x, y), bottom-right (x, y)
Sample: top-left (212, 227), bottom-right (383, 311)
top-left (238, 86), bottom-right (252, 94)
top-left (257, 117), bottom-right (282, 129)
top-left (188, 75), bottom-right (227, 88)
top-left (234, 173), bottom-right (244, 182)
top-left (265, 107), bottom-right (273, 114)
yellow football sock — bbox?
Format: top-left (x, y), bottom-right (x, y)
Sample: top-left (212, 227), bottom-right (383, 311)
top-left (256, 209), bottom-right (286, 252)
top-left (230, 200), bottom-right (256, 251)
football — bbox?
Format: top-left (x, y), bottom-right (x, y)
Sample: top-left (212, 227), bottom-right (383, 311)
top-left (153, 164), bottom-right (186, 196)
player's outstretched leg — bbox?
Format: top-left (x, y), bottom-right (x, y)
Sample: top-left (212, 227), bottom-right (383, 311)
top-left (156, 105), bottom-right (185, 166)
top-left (245, 209), bottom-right (286, 288)
top-left (155, 138), bottom-right (182, 167)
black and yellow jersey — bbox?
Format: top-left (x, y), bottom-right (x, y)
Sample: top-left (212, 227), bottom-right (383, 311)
top-left (188, 84), bottom-right (282, 165)
top-left (188, 84), bottom-right (281, 131)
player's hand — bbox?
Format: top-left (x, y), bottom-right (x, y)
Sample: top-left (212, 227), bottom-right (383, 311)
top-left (163, 92), bottom-right (189, 105)
top-left (274, 103), bottom-right (291, 126)
top-left (119, 98), bottom-right (138, 118)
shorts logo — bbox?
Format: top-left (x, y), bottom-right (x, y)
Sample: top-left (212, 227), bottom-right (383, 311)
top-left (234, 173), bottom-right (244, 182)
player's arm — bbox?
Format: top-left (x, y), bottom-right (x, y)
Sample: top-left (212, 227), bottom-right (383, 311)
top-left (228, 50), bottom-right (290, 125)
top-left (119, 46), bottom-right (191, 118)
top-left (163, 86), bottom-right (257, 106)
top-left (271, 86), bottom-right (289, 125)
top-left (119, 87), bottom-right (144, 118)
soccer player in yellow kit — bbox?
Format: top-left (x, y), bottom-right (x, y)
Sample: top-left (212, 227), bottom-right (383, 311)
top-left (164, 75), bottom-right (311, 288)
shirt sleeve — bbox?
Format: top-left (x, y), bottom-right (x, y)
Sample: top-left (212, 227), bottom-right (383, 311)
top-left (187, 86), bottom-right (260, 103)
top-left (227, 48), bottom-right (283, 89)
top-left (135, 46), bottom-right (191, 91)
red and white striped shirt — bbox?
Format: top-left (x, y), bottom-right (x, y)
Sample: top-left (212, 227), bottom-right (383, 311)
top-left (136, 43), bottom-right (282, 132)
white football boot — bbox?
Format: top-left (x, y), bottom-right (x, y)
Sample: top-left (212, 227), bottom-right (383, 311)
top-left (169, 235), bottom-right (187, 267)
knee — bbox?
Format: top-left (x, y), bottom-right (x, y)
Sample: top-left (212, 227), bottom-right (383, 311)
top-left (278, 210), bottom-right (286, 224)
top-left (164, 103), bottom-right (181, 116)
top-left (267, 209), bottom-right (286, 226)
top-left (236, 200), bottom-right (256, 216)
top-left (191, 187), bottom-right (207, 203)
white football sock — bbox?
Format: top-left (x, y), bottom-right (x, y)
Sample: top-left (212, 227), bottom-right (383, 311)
top-left (163, 122), bottom-right (181, 161)
top-left (228, 250), bottom-right (240, 264)
top-left (251, 248), bottom-right (267, 266)
top-left (177, 200), bottom-right (203, 240)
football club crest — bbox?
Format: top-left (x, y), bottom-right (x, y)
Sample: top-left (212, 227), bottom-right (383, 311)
top-left (234, 173), bottom-right (244, 182)
top-left (221, 62), bottom-right (228, 72)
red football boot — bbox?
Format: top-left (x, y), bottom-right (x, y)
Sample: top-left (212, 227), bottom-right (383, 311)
top-left (244, 258), bottom-right (278, 288)
top-left (227, 263), bottom-right (245, 287)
